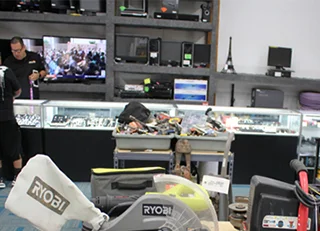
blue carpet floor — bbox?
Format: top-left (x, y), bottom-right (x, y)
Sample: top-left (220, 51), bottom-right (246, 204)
top-left (0, 180), bottom-right (250, 231)
top-left (0, 181), bottom-right (91, 231)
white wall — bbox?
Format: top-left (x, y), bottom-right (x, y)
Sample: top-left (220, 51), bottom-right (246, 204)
top-left (218, 0), bottom-right (320, 79)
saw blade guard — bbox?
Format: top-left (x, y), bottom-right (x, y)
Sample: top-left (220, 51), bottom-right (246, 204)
top-left (152, 174), bottom-right (219, 231)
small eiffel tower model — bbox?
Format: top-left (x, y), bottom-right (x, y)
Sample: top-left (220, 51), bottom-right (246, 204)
top-left (221, 36), bottom-right (236, 74)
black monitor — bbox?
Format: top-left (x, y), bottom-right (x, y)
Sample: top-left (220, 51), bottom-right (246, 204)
top-left (79, 0), bottom-right (106, 14)
top-left (115, 34), bottom-right (149, 64)
top-left (16, 0), bottom-right (40, 11)
top-left (43, 36), bottom-right (107, 81)
top-left (267, 46), bottom-right (292, 69)
top-left (51, 0), bottom-right (70, 10)
top-left (161, 41), bottom-right (181, 66)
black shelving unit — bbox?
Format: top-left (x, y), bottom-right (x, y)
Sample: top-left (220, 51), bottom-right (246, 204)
top-left (0, 0), bottom-right (216, 104)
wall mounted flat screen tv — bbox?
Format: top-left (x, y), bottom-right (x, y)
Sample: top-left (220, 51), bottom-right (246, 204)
top-left (115, 34), bottom-right (149, 64)
top-left (43, 36), bottom-right (106, 80)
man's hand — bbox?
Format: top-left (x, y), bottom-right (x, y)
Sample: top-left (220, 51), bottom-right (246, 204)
top-left (29, 72), bottom-right (40, 81)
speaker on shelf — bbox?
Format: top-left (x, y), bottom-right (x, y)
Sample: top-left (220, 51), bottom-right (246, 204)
top-left (201, 2), bottom-right (211, 23)
top-left (149, 38), bottom-right (161, 66)
top-left (181, 42), bottom-right (194, 68)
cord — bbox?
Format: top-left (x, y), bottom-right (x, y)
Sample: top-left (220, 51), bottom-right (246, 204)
top-left (294, 181), bottom-right (320, 208)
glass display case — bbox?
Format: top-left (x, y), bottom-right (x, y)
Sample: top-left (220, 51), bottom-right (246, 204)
top-left (13, 99), bottom-right (47, 128)
top-left (176, 105), bottom-right (302, 136)
top-left (298, 111), bottom-right (320, 179)
top-left (42, 101), bottom-right (176, 130)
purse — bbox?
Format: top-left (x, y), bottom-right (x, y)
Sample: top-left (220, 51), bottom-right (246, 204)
top-left (175, 138), bottom-right (192, 154)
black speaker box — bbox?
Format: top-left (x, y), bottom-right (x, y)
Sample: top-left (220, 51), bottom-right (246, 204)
top-left (149, 38), bottom-right (161, 66)
top-left (201, 2), bottom-right (211, 22)
top-left (194, 44), bottom-right (211, 67)
top-left (181, 42), bottom-right (194, 67)
top-left (161, 0), bottom-right (179, 14)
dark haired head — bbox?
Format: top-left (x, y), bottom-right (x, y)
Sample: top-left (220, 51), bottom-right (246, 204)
top-left (10, 36), bottom-right (24, 46)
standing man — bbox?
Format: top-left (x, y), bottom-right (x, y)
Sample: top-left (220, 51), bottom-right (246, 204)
top-left (4, 36), bottom-right (46, 99)
top-left (0, 65), bottom-right (22, 188)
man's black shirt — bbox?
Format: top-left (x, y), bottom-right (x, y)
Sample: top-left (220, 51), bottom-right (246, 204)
top-left (4, 51), bottom-right (45, 99)
top-left (0, 66), bottom-right (21, 121)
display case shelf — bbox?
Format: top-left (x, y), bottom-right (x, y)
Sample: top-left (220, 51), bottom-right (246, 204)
top-left (214, 72), bottom-right (320, 87)
top-left (112, 16), bottom-right (213, 32)
top-left (113, 63), bottom-right (210, 76)
top-left (39, 83), bottom-right (106, 93)
top-left (0, 11), bottom-right (106, 25)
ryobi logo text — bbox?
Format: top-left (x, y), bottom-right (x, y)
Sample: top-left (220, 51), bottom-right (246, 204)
top-left (142, 204), bottom-right (173, 216)
top-left (27, 176), bottom-right (70, 215)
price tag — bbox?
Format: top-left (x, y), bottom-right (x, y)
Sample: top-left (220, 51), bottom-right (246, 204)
top-left (201, 175), bottom-right (230, 195)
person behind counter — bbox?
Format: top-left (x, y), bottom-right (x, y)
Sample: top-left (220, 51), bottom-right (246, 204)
top-left (4, 36), bottom-right (46, 99)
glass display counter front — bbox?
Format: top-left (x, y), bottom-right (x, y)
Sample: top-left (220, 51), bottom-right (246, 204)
top-left (298, 111), bottom-right (320, 181)
top-left (13, 99), bottom-right (47, 128)
top-left (176, 105), bottom-right (302, 136)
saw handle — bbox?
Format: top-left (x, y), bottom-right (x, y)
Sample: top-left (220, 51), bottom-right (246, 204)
top-left (111, 180), bottom-right (152, 190)
top-left (290, 159), bottom-right (308, 175)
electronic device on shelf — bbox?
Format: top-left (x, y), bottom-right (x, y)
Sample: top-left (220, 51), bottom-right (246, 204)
top-left (160, 41), bottom-right (181, 67)
top-left (43, 36), bottom-right (106, 83)
top-left (194, 44), bottom-right (211, 68)
top-left (266, 46), bottom-right (293, 78)
top-left (79, 0), bottom-right (106, 16)
top-left (174, 79), bottom-right (208, 102)
top-left (120, 90), bottom-right (146, 99)
top-left (115, 34), bottom-right (149, 64)
top-left (50, 114), bottom-right (71, 127)
top-left (23, 38), bottom-right (43, 58)
top-left (120, 0), bottom-right (148, 17)
top-left (154, 12), bottom-right (199, 21)
top-left (201, 1), bottom-right (211, 22)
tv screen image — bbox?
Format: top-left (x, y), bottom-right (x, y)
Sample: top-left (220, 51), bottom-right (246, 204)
top-left (43, 36), bottom-right (106, 80)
